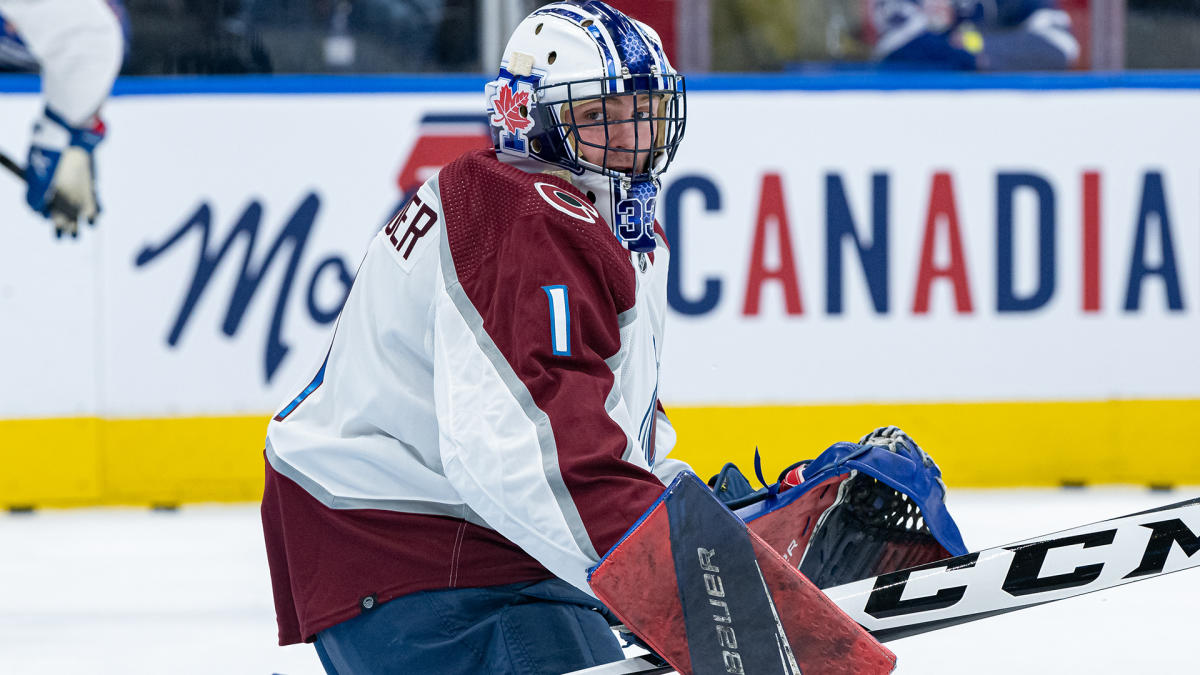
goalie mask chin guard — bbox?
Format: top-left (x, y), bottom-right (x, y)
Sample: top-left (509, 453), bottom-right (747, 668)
top-left (485, 1), bottom-right (687, 253)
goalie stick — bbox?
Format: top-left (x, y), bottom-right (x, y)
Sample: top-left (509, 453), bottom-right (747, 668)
top-left (569, 496), bottom-right (1200, 674)
top-left (0, 148), bottom-right (81, 223)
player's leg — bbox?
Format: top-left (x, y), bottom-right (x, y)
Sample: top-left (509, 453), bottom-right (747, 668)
top-left (313, 586), bottom-right (490, 674)
top-left (313, 579), bottom-right (622, 675)
top-left (493, 578), bottom-right (626, 673)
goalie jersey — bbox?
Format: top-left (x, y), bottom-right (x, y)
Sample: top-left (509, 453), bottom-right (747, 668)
top-left (261, 149), bottom-right (688, 645)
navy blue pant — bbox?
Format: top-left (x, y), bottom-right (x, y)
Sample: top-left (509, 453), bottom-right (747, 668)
top-left (314, 579), bottom-right (625, 674)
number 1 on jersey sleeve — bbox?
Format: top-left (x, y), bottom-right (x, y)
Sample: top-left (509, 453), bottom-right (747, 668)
top-left (542, 285), bottom-right (571, 356)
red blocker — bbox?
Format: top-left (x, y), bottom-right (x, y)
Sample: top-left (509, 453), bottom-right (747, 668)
top-left (588, 473), bottom-right (896, 675)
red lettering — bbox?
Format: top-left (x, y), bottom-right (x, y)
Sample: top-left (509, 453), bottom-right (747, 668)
top-left (743, 173), bottom-right (803, 316)
top-left (913, 172), bottom-right (972, 314)
top-left (395, 204), bottom-right (438, 259)
top-left (386, 197), bottom-right (415, 244)
top-left (1082, 171), bottom-right (1101, 312)
top-left (384, 211), bottom-right (403, 237)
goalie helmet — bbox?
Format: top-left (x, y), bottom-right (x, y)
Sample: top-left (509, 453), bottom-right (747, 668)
top-left (485, 1), bottom-right (687, 252)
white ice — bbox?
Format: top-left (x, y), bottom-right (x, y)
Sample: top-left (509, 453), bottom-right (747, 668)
top-left (1, 488), bottom-right (1196, 674)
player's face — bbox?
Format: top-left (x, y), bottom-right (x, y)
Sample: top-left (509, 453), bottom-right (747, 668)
top-left (568, 94), bottom-right (657, 173)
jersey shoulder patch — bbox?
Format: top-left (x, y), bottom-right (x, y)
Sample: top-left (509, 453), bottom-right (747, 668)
top-left (531, 180), bottom-right (602, 224)
top-left (381, 176), bottom-right (444, 273)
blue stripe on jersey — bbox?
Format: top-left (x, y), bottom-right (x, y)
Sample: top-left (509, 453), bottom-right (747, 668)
top-left (274, 353), bottom-right (329, 421)
top-left (638, 383), bottom-right (658, 464)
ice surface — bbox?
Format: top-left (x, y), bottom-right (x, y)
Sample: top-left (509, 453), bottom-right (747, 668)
top-left (1, 488), bottom-right (1196, 674)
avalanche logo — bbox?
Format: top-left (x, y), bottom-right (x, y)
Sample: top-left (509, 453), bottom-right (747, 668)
top-left (535, 182), bottom-right (600, 223)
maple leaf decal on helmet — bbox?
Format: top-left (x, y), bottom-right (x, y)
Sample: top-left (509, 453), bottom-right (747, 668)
top-left (491, 83), bottom-right (533, 135)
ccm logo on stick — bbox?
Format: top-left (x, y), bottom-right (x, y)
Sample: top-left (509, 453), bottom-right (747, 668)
top-left (864, 517), bottom-right (1200, 620)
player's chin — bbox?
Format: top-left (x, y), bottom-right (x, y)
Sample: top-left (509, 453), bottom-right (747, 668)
top-left (603, 155), bottom-right (650, 173)
top-left (606, 160), bottom-right (649, 173)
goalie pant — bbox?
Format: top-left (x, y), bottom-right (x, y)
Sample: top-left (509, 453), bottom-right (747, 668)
top-left (312, 577), bottom-right (624, 675)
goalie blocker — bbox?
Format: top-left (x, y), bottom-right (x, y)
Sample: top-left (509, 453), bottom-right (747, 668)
top-left (587, 472), bottom-right (897, 675)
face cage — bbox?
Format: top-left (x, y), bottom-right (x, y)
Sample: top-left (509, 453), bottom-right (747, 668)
top-left (535, 73), bottom-right (686, 182)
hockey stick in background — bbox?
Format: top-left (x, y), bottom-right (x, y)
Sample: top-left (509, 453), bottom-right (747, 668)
top-left (571, 496), bottom-right (1200, 674)
top-left (0, 147), bottom-right (81, 222)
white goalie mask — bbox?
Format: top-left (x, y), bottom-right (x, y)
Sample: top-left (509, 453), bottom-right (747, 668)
top-left (485, 1), bottom-right (687, 252)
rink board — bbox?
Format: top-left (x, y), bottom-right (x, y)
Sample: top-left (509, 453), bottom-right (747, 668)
top-left (2, 398), bottom-right (1196, 507)
top-left (2, 73), bottom-right (1200, 506)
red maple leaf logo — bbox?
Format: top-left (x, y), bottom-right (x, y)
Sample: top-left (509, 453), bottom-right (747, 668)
top-left (491, 84), bottom-right (533, 135)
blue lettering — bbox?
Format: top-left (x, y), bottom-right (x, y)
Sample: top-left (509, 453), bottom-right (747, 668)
top-left (307, 256), bottom-right (354, 324)
top-left (134, 193), bottom-right (345, 383)
top-left (825, 173), bottom-right (889, 314)
top-left (996, 172), bottom-right (1056, 312)
top-left (1124, 172), bottom-right (1184, 311)
top-left (664, 175), bottom-right (722, 315)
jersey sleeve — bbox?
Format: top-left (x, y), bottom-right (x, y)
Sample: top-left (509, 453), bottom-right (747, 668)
top-left (432, 184), bottom-right (668, 595)
top-left (0, 0), bottom-right (123, 124)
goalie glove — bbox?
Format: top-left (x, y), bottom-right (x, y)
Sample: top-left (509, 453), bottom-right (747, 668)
top-left (25, 107), bottom-right (106, 238)
top-left (736, 426), bottom-right (967, 589)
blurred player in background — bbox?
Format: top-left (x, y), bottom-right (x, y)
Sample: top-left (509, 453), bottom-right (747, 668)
top-left (872, 0), bottom-right (1079, 70)
top-left (0, 0), bottom-right (125, 237)
top-left (260, 2), bottom-right (690, 673)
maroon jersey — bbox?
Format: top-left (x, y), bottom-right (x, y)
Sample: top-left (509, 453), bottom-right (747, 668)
top-left (262, 150), bottom-right (688, 644)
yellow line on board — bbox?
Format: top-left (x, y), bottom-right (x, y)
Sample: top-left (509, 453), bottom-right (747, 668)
top-left (1, 400), bottom-right (1197, 508)
top-left (0, 416), bottom-right (270, 507)
top-left (667, 400), bottom-right (1200, 488)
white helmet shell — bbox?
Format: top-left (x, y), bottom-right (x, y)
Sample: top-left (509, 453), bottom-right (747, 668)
top-left (485, 1), bottom-right (687, 252)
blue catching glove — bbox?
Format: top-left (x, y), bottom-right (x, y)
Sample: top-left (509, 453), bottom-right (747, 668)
top-left (25, 107), bottom-right (106, 238)
top-left (733, 426), bottom-right (968, 589)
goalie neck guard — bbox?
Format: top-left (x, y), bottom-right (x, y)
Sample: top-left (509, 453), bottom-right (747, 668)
top-left (485, 1), bottom-right (687, 253)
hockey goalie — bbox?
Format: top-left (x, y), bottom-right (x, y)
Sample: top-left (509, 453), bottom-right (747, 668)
top-left (258, 2), bottom-right (966, 673)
